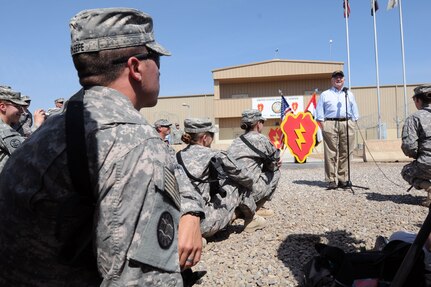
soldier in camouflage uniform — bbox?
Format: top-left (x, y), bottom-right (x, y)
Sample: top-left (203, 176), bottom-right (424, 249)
top-left (177, 118), bottom-right (255, 238)
top-left (0, 8), bottom-right (203, 286)
top-left (11, 95), bottom-right (46, 137)
top-left (0, 86), bottom-right (28, 172)
top-left (46, 97), bottom-right (65, 118)
top-left (401, 84), bottom-right (431, 206)
top-left (227, 109), bottom-right (281, 232)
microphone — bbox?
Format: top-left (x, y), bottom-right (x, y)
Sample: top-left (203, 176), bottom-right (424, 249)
top-left (342, 87), bottom-right (349, 93)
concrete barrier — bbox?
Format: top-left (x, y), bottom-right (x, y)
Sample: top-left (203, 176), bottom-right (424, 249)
top-left (363, 139), bottom-right (411, 162)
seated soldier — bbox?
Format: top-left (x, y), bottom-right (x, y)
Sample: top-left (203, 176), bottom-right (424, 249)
top-left (401, 84), bottom-right (431, 206)
top-left (227, 109), bottom-right (281, 232)
top-left (177, 118), bottom-right (255, 238)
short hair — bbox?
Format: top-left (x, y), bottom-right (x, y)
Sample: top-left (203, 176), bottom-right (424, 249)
top-left (72, 46), bottom-right (146, 88)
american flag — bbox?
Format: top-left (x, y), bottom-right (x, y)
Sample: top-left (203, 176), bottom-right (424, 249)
top-left (343, 0), bottom-right (351, 18)
top-left (281, 94), bottom-right (292, 121)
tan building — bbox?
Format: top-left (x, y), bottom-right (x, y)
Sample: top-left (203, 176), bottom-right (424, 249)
top-left (142, 59), bottom-right (419, 149)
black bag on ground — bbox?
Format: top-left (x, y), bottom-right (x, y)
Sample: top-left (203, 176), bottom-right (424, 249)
top-left (302, 240), bottom-right (428, 287)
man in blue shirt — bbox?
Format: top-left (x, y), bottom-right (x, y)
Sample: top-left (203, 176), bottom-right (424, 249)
top-left (315, 70), bottom-right (360, 189)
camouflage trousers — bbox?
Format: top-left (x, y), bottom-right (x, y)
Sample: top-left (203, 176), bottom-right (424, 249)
top-left (251, 169), bottom-right (281, 203)
top-left (101, 261), bottom-right (182, 287)
top-left (235, 169), bottom-right (281, 219)
top-left (201, 185), bottom-right (241, 238)
top-left (401, 161), bottom-right (431, 190)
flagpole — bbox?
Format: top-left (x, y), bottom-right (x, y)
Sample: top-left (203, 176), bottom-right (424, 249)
top-left (344, 0), bottom-right (352, 87)
top-left (398, 0), bottom-right (408, 120)
top-left (372, 0), bottom-right (382, 139)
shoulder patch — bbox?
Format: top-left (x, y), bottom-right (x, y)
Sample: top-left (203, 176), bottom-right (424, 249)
top-left (157, 211), bottom-right (175, 249)
top-left (10, 138), bottom-right (22, 149)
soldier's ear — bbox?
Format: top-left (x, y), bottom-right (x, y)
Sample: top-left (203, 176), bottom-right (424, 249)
top-left (127, 57), bottom-right (144, 82)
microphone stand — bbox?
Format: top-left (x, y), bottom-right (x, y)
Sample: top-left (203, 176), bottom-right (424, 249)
top-left (343, 87), bottom-right (369, 192)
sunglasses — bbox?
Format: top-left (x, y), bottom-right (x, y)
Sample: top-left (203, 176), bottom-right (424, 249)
top-left (4, 102), bottom-right (23, 110)
top-left (112, 50), bottom-right (160, 69)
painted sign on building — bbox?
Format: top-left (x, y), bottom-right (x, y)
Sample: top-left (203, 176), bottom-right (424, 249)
top-left (252, 96), bottom-right (304, 119)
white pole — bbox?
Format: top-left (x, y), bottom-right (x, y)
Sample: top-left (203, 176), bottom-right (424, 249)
top-left (398, 0), bottom-right (408, 120)
top-left (344, 0), bottom-right (351, 87)
top-left (372, 0), bottom-right (382, 139)
top-left (329, 39), bottom-right (333, 60)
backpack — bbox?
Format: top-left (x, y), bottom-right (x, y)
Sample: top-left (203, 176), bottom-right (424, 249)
top-left (302, 240), bottom-right (429, 287)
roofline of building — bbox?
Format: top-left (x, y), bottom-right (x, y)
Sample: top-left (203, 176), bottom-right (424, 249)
top-left (211, 58), bottom-right (344, 73)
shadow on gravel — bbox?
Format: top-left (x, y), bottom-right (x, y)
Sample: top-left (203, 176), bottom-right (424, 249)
top-left (277, 230), bottom-right (365, 286)
top-left (206, 223), bottom-right (244, 243)
top-left (365, 192), bottom-right (425, 206)
top-left (292, 179), bottom-right (327, 188)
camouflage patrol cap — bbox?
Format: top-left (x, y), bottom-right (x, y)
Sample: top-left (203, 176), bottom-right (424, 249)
top-left (69, 8), bottom-right (170, 56)
top-left (241, 109), bottom-right (266, 125)
top-left (184, 118), bottom-right (218, 134)
top-left (0, 86), bottom-right (27, 106)
top-left (414, 84), bottom-right (431, 98)
top-left (154, 119), bottom-right (172, 127)
top-left (21, 95), bottom-right (31, 103)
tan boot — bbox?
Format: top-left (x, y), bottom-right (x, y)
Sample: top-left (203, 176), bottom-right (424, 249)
top-left (243, 215), bottom-right (267, 232)
top-left (256, 206), bottom-right (274, 218)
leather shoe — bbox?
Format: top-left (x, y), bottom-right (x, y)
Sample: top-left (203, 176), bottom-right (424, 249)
top-left (338, 181), bottom-right (349, 189)
top-left (327, 182), bottom-right (337, 189)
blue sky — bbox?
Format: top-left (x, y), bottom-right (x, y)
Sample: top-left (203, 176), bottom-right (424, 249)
top-left (0, 0), bottom-right (429, 111)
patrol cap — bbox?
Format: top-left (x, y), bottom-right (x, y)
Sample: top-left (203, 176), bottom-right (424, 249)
top-left (241, 109), bottom-right (266, 125)
top-left (154, 119), bottom-right (172, 127)
top-left (0, 86), bottom-right (27, 106)
top-left (184, 118), bottom-right (218, 134)
top-left (69, 8), bottom-right (170, 56)
top-left (55, 97), bottom-right (65, 103)
top-left (413, 84), bottom-right (431, 98)
top-left (331, 70), bottom-right (344, 78)
top-left (21, 95), bottom-right (31, 107)
top-left (21, 95), bottom-right (31, 103)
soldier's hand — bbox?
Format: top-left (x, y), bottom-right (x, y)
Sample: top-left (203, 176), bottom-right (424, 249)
top-left (178, 214), bottom-right (202, 270)
top-left (33, 109), bottom-right (46, 127)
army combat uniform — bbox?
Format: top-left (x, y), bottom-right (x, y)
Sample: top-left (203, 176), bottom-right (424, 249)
top-left (0, 87), bottom-right (203, 286)
top-left (0, 119), bottom-right (25, 172)
top-left (179, 143), bottom-right (254, 238)
top-left (401, 87), bottom-right (431, 191)
top-left (228, 130), bottom-right (281, 211)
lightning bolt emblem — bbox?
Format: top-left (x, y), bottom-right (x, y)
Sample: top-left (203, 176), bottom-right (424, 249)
top-left (273, 133), bottom-right (280, 147)
top-left (294, 123), bottom-right (306, 150)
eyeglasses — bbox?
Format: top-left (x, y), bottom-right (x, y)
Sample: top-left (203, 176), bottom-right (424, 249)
top-left (112, 50), bottom-right (160, 69)
top-left (4, 102), bottom-right (23, 110)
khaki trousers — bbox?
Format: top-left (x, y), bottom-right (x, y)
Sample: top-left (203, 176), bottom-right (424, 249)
top-left (321, 120), bottom-right (356, 183)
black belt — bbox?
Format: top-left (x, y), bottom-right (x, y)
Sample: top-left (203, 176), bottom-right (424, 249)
top-left (325, 118), bottom-right (350, 121)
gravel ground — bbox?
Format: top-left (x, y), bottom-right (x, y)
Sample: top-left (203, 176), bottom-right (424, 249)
top-left (192, 161), bottom-right (429, 287)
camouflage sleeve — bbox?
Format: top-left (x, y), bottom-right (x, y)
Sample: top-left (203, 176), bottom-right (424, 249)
top-left (261, 135), bottom-right (280, 171)
top-left (401, 116), bottom-right (419, 158)
top-left (217, 151), bottom-right (255, 188)
top-left (174, 163), bottom-right (205, 218)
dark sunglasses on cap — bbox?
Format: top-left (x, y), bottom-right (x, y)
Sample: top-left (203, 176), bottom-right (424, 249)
top-left (112, 49), bottom-right (160, 69)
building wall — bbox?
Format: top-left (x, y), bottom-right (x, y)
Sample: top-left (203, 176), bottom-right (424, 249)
top-left (140, 94), bottom-right (213, 127)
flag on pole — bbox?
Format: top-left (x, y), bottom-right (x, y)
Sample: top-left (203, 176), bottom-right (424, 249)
top-left (387, 0), bottom-right (398, 10)
top-left (371, 0), bottom-right (379, 16)
top-left (343, 0), bottom-right (351, 18)
top-left (278, 93), bottom-right (293, 150)
top-left (281, 94), bottom-right (292, 121)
